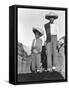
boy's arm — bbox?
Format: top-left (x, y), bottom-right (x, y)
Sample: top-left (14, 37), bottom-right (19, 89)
top-left (31, 39), bottom-right (34, 53)
top-left (31, 39), bottom-right (36, 53)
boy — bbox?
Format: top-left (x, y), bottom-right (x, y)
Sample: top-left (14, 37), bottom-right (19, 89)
top-left (31, 27), bottom-right (44, 73)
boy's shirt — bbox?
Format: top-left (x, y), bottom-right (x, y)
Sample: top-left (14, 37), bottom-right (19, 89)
top-left (31, 38), bottom-right (42, 54)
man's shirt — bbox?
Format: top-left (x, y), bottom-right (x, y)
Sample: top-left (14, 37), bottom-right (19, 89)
top-left (50, 23), bottom-right (59, 40)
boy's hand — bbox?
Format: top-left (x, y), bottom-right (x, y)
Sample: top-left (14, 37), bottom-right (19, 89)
top-left (33, 49), bottom-right (38, 53)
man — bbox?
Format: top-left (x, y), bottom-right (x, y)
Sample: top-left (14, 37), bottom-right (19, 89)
top-left (44, 12), bottom-right (59, 72)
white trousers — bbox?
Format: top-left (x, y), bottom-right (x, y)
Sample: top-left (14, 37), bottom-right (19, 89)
top-left (31, 53), bottom-right (41, 71)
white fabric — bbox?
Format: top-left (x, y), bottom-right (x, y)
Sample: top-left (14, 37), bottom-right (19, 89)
top-left (32, 39), bottom-right (38, 53)
top-left (32, 38), bottom-right (42, 53)
top-left (50, 23), bottom-right (59, 40)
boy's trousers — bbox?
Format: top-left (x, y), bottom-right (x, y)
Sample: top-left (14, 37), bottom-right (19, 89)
top-left (31, 53), bottom-right (41, 71)
top-left (46, 35), bottom-right (58, 69)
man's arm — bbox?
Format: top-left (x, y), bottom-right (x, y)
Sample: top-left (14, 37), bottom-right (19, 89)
top-left (56, 25), bottom-right (59, 41)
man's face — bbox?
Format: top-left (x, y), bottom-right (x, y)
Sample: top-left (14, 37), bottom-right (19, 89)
top-left (50, 18), bottom-right (54, 23)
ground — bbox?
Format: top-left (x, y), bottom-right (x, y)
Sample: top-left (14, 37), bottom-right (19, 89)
top-left (18, 71), bottom-right (64, 82)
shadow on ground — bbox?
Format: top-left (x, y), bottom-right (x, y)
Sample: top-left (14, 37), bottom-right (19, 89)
top-left (18, 71), bottom-right (64, 82)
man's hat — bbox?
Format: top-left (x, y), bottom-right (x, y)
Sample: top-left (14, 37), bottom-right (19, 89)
top-left (45, 12), bottom-right (58, 20)
top-left (32, 27), bottom-right (44, 36)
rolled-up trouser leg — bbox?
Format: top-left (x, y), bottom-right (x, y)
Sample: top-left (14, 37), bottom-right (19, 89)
top-left (46, 42), bottom-right (52, 69)
top-left (32, 54), bottom-right (36, 71)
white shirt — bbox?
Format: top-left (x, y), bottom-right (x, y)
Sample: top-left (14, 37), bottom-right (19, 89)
top-left (50, 23), bottom-right (59, 40)
top-left (32, 38), bottom-right (42, 53)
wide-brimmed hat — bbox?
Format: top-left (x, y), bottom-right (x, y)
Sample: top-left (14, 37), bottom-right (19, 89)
top-left (32, 27), bottom-right (44, 36)
top-left (45, 12), bottom-right (58, 20)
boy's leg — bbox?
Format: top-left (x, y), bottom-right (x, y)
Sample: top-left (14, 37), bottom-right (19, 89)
top-left (31, 54), bottom-right (36, 71)
top-left (36, 54), bottom-right (41, 71)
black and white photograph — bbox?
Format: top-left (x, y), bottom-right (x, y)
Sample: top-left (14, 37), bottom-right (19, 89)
top-left (9, 5), bottom-right (67, 84)
top-left (17, 6), bottom-right (67, 83)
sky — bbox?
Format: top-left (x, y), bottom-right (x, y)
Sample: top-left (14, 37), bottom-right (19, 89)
top-left (18, 8), bottom-right (65, 47)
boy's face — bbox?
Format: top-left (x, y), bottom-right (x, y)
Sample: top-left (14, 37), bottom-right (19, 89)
top-left (35, 32), bottom-right (40, 39)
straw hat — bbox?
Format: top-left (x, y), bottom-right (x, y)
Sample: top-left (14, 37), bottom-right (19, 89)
top-left (45, 12), bottom-right (58, 20)
top-left (32, 27), bottom-right (44, 36)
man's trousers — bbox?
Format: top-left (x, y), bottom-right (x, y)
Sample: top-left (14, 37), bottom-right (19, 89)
top-left (46, 35), bottom-right (58, 69)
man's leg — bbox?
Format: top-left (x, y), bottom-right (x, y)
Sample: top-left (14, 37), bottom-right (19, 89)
top-left (52, 36), bottom-right (58, 68)
top-left (46, 42), bottom-right (52, 70)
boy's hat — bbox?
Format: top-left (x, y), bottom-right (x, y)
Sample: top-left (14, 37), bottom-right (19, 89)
top-left (32, 27), bottom-right (44, 36)
top-left (45, 12), bottom-right (58, 20)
